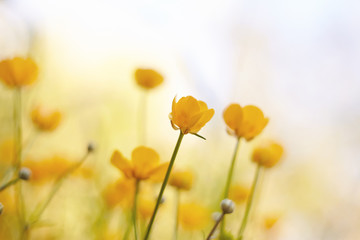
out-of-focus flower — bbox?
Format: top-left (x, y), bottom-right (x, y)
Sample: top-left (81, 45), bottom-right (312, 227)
top-left (223, 104), bottom-right (268, 141)
top-left (252, 141), bottom-right (284, 168)
top-left (111, 146), bottom-right (168, 181)
top-left (228, 184), bottom-right (249, 205)
top-left (22, 156), bottom-right (89, 184)
top-left (0, 57), bottom-right (38, 88)
top-left (0, 191), bottom-right (15, 214)
top-left (169, 96), bottom-right (214, 134)
top-left (169, 169), bottom-right (194, 191)
top-left (102, 178), bottom-right (135, 209)
top-left (31, 106), bottom-right (62, 131)
top-left (138, 196), bottom-right (155, 220)
top-left (134, 68), bottom-right (164, 90)
top-left (179, 202), bottom-right (210, 230)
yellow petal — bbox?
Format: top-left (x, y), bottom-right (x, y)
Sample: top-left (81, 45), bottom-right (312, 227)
top-left (131, 146), bottom-right (160, 180)
top-left (148, 162), bottom-right (169, 183)
top-left (223, 104), bottom-right (243, 132)
top-left (238, 105), bottom-right (267, 140)
top-left (111, 150), bottom-right (133, 178)
top-left (190, 108), bottom-right (215, 133)
top-left (134, 68), bottom-right (163, 89)
top-left (171, 96), bottom-right (201, 133)
top-left (0, 57), bottom-right (38, 87)
top-left (252, 141), bottom-right (284, 168)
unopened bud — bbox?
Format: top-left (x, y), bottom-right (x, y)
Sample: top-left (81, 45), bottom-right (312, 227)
top-left (87, 142), bottom-right (95, 153)
top-left (0, 203), bottom-right (3, 215)
top-left (212, 211), bottom-right (222, 221)
top-left (19, 167), bottom-right (31, 180)
top-left (221, 199), bottom-right (235, 214)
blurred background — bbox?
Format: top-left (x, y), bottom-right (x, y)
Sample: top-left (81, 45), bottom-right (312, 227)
top-left (0, 0), bottom-right (360, 239)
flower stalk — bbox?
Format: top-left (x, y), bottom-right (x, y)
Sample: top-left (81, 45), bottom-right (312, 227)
top-left (133, 180), bottom-right (140, 240)
top-left (174, 189), bottom-right (181, 240)
top-left (144, 131), bottom-right (184, 240)
top-left (237, 165), bottom-right (262, 240)
top-left (220, 137), bottom-right (241, 236)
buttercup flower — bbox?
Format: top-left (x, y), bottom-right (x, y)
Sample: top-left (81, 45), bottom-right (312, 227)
top-left (169, 96), bottom-right (214, 134)
top-left (134, 68), bottom-right (164, 90)
top-left (138, 196), bottom-right (156, 220)
top-left (223, 104), bottom-right (268, 141)
top-left (169, 169), bottom-right (194, 191)
top-left (111, 146), bottom-right (168, 181)
top-left (31, 106), bottom-right (62, 131)
top-left (228, 184), bottom-right (249, 205)
top-left (252, 141), bottom-right (284, 168)
top-left (179, 202), bottom-right (210, 230)
top-left (263, 214), bottom-right (281, 229)
top-left (0, 57), bottom-right (38, 88)
top-left (102, 178), bottom-right (135, 209)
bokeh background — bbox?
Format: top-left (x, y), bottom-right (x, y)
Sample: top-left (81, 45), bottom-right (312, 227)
top-left (1, 0), bottom-right (360, 239)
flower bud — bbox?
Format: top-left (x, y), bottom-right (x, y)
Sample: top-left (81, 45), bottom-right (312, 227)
top-left (87, 142), bottom-right (95, 153)
top-left (159, 196), bottom-right (165, 205)
top-left (19, 167), bottom-right (31, 180)
top-left (0, 203), bottom-right (3, 215)
top-left (221, 199), bottom-right (235, 214)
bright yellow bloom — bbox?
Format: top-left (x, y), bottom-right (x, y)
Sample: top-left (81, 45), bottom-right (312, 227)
top-left (111, 146), bottom-right (168, 181)
top-left (179, 202), bottom-right (210, 230)
top-left (228, 184), bottom-right (249, 204)
top-left (169, 96), bottom-right (214, 134)
top-left (169, 169), bottom-right (194, 191)
top-left (31, 106), bottom-right (62, 131)
top-left (0, 57), bottom-right (38, 88)
top-left (138, 196), bottom-right (156, 220)
top-left (102, 178), bottom-right (135, 209)
top-left (252, 141), bottom-right (284, 168)
top-left (134, 68), bottom-right (164, 89)
top-left (223, 104), bottom-right (268, 141)
top-left (0, 139), bottom-right (15, 166)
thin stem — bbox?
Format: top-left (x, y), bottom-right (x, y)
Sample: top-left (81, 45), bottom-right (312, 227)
top-left (13, 88), bottom-right (22, 171)
top-left (28, 151), bottom-right (90, 225)
top-left (206, 212), bottom-right (225, 240)
top-left (220, 137), bottom-right (241, 236)
top-left (144, 131), bottom-right (185, 240)
top-left (174, 190), bottom-right (180, 240)
top-left (132, 180), bottom-right (140, 240)
top-left (237, 165), bottom-right (262, 240)
top-left (0, 177), bottom-right (20, 191)
top-left (138, 90), bottom-right (148, 145)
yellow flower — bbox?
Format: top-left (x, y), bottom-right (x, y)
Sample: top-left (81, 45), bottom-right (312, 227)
top-left (228, 184), bottom-right (249, 204)
top-left (169, 96), bottom-right (215, 134)
top-left (252, 141), bottom-right (284, 168)
top-left (111, 146), bottom-right (169, 181)
top-left (0, 57), bottom-right (38, 88)
top-left (134, 68), bottom-right (164, 89)
top-left (138, 196), bottom-right (156, 220)
top-left (223, 104), bottom-right (268, 141)
top-left (0, 139), bottom-right (15, 166)
top-left (102, 178), bottom-right (135, 209)
top-left (169, 169), bottom-right (194, 191)
top-left (179, 202), bottom-right (210, 230)
top-left (31, 106), bottom-right (62, 131)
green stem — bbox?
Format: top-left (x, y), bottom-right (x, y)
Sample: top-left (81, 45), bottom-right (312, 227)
top-left (13, 88), bottom-right (22, 171)
top-left (0, 177), bottom-right (20, 191)
top-left (174, 190), bottom-right (180, 240)
top-left (144, 131), bottom-right (184, 240)
top-left (206, 212), bottom-right (225, 240)
top-left (133, 180), bottom-right (140, 240)
top-left (220, 137), bottom-right (241, 236)
top-left (237, 165), bottom-right (262, 240)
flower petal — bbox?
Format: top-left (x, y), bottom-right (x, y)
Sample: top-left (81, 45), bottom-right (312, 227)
top-left (148, 162), bottom-right (170, 183)
top-left (132, 146), bottom-right (160, 180)
top-left (223, 104), bottom-right (243, 132)
top-left (190, 108), bottom-right (215, 133)
top-left (238, 105), bottom-right (267, 140)
top-left (171, 96), bottom-right (201, 132)
top-left (111, 150), bottom-right (133, 178)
